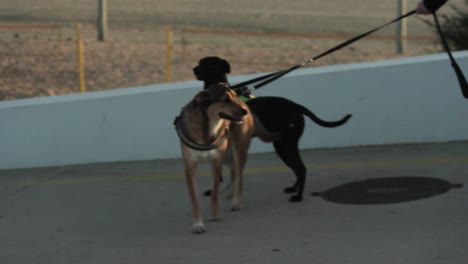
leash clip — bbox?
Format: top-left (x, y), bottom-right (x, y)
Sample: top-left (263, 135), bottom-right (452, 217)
top-left (301, 58), bottom-right (315, 66)
top-left (235, 85), bottom-right (254, 95)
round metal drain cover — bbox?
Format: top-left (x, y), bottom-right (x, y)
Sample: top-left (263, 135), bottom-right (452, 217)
top-left (312, 176), bottom-right (462, 205)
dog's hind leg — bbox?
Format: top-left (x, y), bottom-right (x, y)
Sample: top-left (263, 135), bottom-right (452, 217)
top-left (229, 143), bottom-right (247, 211)
top-left (210, 160), bottom-right (223, 221)
top-left (273, 138), bottom-right (307, 202)
top-left (229, 165), bottom-right (242, 211)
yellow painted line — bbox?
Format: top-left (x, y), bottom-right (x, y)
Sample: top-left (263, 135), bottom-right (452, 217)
top-left (244, 156), bottom-right (468, 175)
top-left (16, 156), bottom-right (468, 187)
top-left (17, 173), bottom-right (182, 187)
top-left (310, 156), bottom-right (468, 169)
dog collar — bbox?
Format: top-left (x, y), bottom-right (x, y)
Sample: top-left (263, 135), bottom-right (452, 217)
top-left (174, 113), bottom-right (229, 151)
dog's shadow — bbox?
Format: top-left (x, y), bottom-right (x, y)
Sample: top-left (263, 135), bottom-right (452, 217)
top-left (311, 176), bottom-right (463, 205)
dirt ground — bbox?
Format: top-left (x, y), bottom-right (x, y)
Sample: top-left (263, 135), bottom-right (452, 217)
top-left (1, 0), bottom-right (462, 101)
top-left (0, 31), bottom-right (441, 101)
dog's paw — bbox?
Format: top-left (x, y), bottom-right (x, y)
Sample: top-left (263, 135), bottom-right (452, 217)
top-left (192, 222), bottom-right (206, 234)
top-left (231, 204), bottom-right (241, 211)
top-left (284, 186), bottom-right (298, 194)
top-left (289, 195), bottom-right (303, 202)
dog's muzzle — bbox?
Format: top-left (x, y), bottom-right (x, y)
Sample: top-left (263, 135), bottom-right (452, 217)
top-left (193, 66), bottom-right (202, 80)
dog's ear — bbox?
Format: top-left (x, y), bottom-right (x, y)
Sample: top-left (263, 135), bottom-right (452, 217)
top-left (194, 91), bottom-right (210, 104)
top-left (218, 58), bottom-right (231, 74)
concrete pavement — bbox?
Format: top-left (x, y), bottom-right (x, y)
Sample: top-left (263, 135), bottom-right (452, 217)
top-left (1, 142), bottom-right (467, 264)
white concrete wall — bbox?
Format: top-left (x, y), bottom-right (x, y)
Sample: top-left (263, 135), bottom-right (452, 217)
top-left (1, 52), bottom-right (467, 170)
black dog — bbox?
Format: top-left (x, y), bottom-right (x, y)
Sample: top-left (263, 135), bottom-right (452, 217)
top-left (193, 56), bottom-right (351, 202)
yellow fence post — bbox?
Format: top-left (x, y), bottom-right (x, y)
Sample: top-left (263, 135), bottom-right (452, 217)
top-left (76, 24), bottom-right (86, 93)
top-left (165, 25), bottom-right (173, 82)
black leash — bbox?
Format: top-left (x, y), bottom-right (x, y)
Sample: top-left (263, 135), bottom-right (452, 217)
top-left (232, 10), bottom-right (417, 91)
top-left (432, 12), bottom-right (468, 99)
top-left (232, 9), bottom-right (468, 99)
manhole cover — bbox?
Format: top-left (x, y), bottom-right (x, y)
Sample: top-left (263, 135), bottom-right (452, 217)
top-left (312, 176), bottom-right (462, 205)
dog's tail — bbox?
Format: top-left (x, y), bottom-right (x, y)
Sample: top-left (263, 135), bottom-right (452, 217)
top-left (296, 104), bottom-right (352, 128)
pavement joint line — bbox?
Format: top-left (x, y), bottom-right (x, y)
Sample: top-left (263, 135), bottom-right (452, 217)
top-left (15, 155), bottom-right (468, 187)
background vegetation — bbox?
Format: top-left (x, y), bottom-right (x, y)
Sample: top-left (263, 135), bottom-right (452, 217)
top-left (437, 0), bottom-right (468, 50)
top-left (0, 0), bottom-right (466, 100)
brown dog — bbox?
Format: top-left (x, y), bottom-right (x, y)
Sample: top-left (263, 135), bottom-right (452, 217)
top-left (174, 83), bottom-right (254, 234)
top-left (194, 57), bottom-right (351, 202)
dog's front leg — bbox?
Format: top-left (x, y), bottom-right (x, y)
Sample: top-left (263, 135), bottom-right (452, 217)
top-left (184, 160), bottom-right (205, 234)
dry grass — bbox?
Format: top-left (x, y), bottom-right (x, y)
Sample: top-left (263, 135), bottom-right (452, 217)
top-left (1, 0), bottom-right (455, 101)
top-left (0, 32), bottom-right (440, 101)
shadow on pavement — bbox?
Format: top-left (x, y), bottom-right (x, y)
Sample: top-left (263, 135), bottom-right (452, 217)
top-left (312, 176), bottom-right (463, 205)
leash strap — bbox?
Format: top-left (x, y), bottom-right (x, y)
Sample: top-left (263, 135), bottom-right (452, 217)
top-left (433, 12), bottom-right (468, 99)
top-left (232, 10), bottom-right (417, 91)
top-left (231, 70), bottom-right (284, 89)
